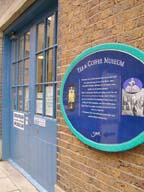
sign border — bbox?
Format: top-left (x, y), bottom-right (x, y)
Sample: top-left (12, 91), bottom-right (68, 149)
top-left (60, 43), bottom-right (144, 152)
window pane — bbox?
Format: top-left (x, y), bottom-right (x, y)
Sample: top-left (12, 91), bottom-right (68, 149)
top-left (12, 88), bottom-right (17, 110)
top-left (25, 32), bottom-right (30, 57)
top-left (37, 53), bottom-right (44, 83)
top-left (18, 62), bottom-right (23, 85)
top-left (18, 61), bottom-right (23, 84)
top-left (12, 63), bottom-right (17, 85)
top-left (46, 15), bottom-right (55, 47)
top-left (18, 87), bottom-right (23, 111)
top-left (12, 41), bottom-right (17, 62)
top-left (46, 49), bottom-right (53, 82)
top-left (36, 85), bottom-right (43, 114)
top-left (24, 87), bottom-right (29, 112)
top-left (45, 85), bottom-right (53, 116)
top-left (37, 22), bottom-right (44, 51)
top-left (19, 36), bottom-right (24, 60)
top-left (24, 59), bottom-right (29, 84)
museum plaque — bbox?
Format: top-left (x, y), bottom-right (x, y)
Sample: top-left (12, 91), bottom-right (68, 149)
top-left (60, 43), bottom-right (144, 152)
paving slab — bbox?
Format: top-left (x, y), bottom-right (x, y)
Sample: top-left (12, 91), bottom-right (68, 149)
top-left (0, 168), bottom-right (7, 178)
top-left (0, 161), bottom-right (39, 192)
top-left (0, 177), bottom-right (17, 192)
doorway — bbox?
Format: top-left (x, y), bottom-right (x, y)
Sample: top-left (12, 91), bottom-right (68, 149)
top-left (2, 7), bottom-right (57, 192)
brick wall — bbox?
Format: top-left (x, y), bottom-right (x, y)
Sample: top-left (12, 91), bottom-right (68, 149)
top-left (56, 0), bottom-right (144, 192)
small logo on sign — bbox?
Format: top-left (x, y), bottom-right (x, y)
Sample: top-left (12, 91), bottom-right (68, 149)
top-left (91, 131), bottom-right (101, 138)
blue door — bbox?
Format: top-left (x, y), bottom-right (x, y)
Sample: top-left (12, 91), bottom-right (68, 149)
top-left (4, 10), bottom-right (57, 192)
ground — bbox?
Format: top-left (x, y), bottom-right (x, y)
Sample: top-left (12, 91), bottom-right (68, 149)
top-left (0, 161), bottom-right (38, 192)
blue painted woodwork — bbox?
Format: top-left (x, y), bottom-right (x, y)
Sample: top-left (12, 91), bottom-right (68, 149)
top-left (2, 1), bottom-right (58, 192)
top-left (2, 35), bottom-right (11, 159)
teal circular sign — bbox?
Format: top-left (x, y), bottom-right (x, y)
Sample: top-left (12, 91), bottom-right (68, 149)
top-left (60, 43), bottom-right (144, 152)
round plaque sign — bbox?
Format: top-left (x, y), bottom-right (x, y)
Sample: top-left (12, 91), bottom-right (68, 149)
top-left (60, 43), bottom-right (144, 152)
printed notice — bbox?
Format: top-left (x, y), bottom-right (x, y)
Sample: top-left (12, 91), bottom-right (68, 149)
top-left (34, 115), bottom-right (46, 127)
top-left (13, 112), bottom-right (25, 130)
top-left (80, 75), bottom-right (121, 120)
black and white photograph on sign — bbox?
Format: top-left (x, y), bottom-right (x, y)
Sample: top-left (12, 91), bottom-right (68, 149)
top-left (122, 78), bottom-right (144, 117)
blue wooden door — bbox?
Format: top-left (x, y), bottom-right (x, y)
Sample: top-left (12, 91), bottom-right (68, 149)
top-left (10, 12), bottom-right (57, 192)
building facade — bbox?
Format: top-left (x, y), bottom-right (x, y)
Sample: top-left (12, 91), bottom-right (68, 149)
top-left (0, 0), bottom-right (144, 192)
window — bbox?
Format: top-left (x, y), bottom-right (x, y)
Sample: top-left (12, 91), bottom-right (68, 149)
top-left (11, 12), bottom-right (57, 117)
top-left (36, 13), bottom-right (57, 117)
top-left (12, 31), bottom-right (30, 112)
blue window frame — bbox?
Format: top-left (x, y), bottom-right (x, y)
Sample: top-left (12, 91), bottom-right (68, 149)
top-left (11, 12), bottom-right (57, 117)
top-left (12, 31), bottom-right (30, 112)
top-left (35, 12), bottom-right (57, 118)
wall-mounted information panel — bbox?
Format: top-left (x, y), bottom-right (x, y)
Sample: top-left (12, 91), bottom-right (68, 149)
top-left (60, 43), bottom-right (144, 152)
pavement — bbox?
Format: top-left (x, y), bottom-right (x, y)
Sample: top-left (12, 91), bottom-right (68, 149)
top-left (0, 161), bottom-right (39, 192)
